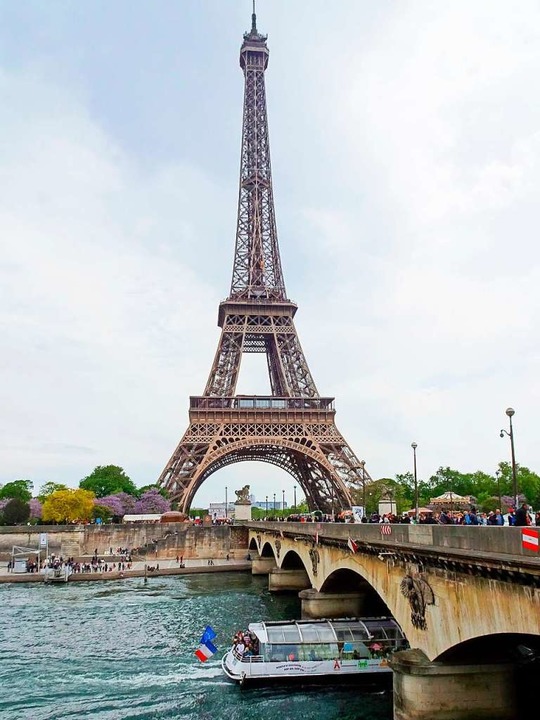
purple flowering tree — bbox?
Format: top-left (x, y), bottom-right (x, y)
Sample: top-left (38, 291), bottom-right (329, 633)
top-left (29, 498), bottom-right (42, 520)
top-left (114, 492), bottom-right (137, 514)
top-left (0, 499), bottom-right (9, 511)
top-left (96, 492), bottom-right (136, 516)
top-left (97, 495), bottom-right (126, 517)
top-left (134, 489), bottom-right (171, 514)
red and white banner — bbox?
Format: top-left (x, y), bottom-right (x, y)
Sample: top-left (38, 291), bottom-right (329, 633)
top-left (521, 528), bottom-right (539, 552)
top-left (380, 524), bottom-right (392, 536)
top-left (347, 537), bottom-right (358, 553)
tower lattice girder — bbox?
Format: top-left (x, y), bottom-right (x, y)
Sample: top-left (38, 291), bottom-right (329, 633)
top-left (158, 11), bottom-right (372, 513)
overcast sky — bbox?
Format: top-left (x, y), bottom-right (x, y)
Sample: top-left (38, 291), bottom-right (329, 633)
top-left (1, 1), bottom-right (539, 508)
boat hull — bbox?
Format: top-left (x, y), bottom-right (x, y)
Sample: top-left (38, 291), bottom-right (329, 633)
top-left (222, 651), bottom-right (393, 686)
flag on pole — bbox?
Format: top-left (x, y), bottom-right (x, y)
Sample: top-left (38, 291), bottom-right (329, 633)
top-left (195, 625), bottom-right (218, 662)
top-left (347, 537), bottom-right (358, 553)
top-left (521, 528), bottom-right (539, 552)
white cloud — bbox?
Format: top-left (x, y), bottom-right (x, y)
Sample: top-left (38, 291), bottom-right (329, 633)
top-left (1, 2), bottom-right (540, 508)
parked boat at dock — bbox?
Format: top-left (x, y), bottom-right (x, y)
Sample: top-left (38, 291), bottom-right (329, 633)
top-left (222, 617), bottom-right (407, 685)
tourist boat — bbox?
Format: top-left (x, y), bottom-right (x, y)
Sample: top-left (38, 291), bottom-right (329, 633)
top-left (221, 617), bottom-right (407, 685)
top-left (42, 565), bottom-right (72, 583)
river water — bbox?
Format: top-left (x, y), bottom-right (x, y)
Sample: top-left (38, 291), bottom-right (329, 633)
top-left (0, 573), bottom-right (392, 720)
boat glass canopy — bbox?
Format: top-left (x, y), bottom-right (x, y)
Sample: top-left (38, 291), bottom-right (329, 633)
top-left (252, 619), bottom-right (398, 645)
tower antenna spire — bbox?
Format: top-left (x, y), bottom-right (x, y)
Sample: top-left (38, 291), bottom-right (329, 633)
top-left (251, 0), bottom-right (257, 33)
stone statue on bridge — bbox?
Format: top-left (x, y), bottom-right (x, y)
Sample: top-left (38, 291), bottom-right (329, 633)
top-left (234, 485), bottom-right (252, 521)
top-left (234, 485), bottom-right (251, 504)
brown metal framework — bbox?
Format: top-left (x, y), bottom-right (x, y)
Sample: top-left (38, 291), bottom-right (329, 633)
top-left (158, 11), bottom-right (372, 513)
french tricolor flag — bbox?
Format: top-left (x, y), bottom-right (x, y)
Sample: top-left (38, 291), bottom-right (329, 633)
top-left (195, 625), bottom-right (217, 662)
top-left (195, 639), bottom-right (218, 662)
top-left (521, 528), bottom-right (539, 553)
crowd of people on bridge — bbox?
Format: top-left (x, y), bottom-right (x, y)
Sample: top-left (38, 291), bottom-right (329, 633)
top-left (367, 502), bottom-right (537, 526)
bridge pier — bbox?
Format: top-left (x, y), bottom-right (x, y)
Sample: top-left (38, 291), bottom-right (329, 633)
top-left (268, 568), bottom-right (310, 592)
top-left (391, 649), bottom-right (516, 720)
top-left (251, 556), bottom-right (277, 575)
top-left (299, 588), bottom-right (367, 619)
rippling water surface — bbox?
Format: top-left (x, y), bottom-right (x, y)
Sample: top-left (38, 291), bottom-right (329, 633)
top-left (0, 573), bottom-right (392, 720)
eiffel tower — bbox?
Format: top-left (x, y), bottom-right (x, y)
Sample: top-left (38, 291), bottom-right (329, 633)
top-left (158, 7), bottom-right (372, 513)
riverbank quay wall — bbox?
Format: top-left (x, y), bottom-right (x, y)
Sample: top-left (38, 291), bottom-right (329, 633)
top-left (0, 523), bottom-right (248, 561)
top-left (247, 522), bottom-right (540, 720)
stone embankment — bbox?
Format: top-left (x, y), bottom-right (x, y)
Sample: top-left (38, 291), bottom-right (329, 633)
top-left (0, 522), bottom-right (248, 560)
top-left (0, 523), bottom-right (250, 584)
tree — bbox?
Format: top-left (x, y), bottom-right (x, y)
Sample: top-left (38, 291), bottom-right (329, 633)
top-left (136, 483), bottom-right (168, 499)
top-left (79, 465), bottom-right (137, 498)
top-left (42, 489), bottom-right (95, 524)
top-left (0, 479), bottom-right (33, 503)
top-left (92, 504), bottom-right (113, 523)
top-left (2, 498), bottom-right (30, 525)
top-left (97, 495), bottom-right (126, 519)
top-left (134, 489), bottom-right (171, 514)
top-left (37, 482), bottom-right (68, 502)
top-left (29, 498), bottom-right (43, 520)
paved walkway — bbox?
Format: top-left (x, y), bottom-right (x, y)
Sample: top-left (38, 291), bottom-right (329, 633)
top-left (0, 557), bottom-right (251, 584)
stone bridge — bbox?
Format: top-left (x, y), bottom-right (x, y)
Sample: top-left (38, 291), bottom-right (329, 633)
top-left (247, 521), bottom-right (540, 720)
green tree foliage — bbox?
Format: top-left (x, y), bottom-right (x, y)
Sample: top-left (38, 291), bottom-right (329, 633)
top-left (1, 498), bottom-right (31, 525)
top-left (37, 482), bottom-right (68, 502)
top-left (79, 465), bottom-right (137, 499)
top-left (389, 461), bottom-right (540, 513)
top-left (92, 504), bottom-right (113, 523)
top-left (0, 479), bottom-right (33, 503)
top-left (42, 489), bottom-right (95, 524)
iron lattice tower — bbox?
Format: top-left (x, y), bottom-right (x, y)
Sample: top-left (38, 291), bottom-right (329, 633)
top-left (158, 9), bottom-right (372, 513)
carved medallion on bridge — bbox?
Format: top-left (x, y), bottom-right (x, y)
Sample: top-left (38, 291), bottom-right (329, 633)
top-left (275, 540), bottom-right (281, 559)
top-left (400, 574), bottom-right (435, 631)
top-left (308, 548), bottom-right (320, 576)
top-left (256, 534), bottom-right (262, 550)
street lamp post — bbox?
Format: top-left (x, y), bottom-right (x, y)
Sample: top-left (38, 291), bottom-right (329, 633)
top-left (411, 443), bottom-right (418, 522)
top-left (495, 469), bottom-right (502, 510)
top-left (273, 493), bottom-right (276, 514)
top-left (360, 461), bottom-right (366, 518)
top-left (293, 485), bottom-right (297, 511)
top-left (265, 495), bottom-right (268, 515)
top-left (282, 489), bottom-right (285, 513)
top-left (500, 408), bottom-right (518, 509)
top-left (225, 486), bottom-right (228, 520)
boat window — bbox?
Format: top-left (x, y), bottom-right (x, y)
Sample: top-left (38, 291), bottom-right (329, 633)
top-left (331, 622), bottom-right (370, 642)
top-left (298, 643), bottom-right (339, 661)
top-left (265, 644), bottom-right (301, 662)
top-left (266, 626), bottom-right (302, 643)
top-left (341, 642), bottom-right (370, 660)
top-left (297, 623), bottom-right (335, 643)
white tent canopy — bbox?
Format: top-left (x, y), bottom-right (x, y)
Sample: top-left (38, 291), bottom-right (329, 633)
top-left (122, 514), bottom-right (161, 523)
top-left (430, 491), bottom-right (468, 503)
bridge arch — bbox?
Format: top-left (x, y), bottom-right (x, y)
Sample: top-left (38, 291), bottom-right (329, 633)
top-left (281, 549), bottom-right (308, 571)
